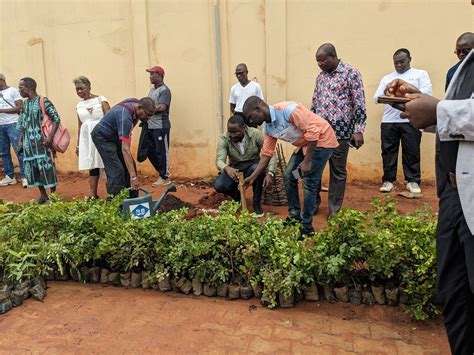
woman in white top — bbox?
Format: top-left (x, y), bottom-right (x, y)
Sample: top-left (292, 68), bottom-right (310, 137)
top-left (74, 76), bottom-right (110, 198)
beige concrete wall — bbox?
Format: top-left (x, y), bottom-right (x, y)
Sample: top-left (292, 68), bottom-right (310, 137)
top-left (1, 0), bottom-right (473, 181)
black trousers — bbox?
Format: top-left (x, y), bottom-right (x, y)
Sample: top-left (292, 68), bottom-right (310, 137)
top-left (147, 128), bottom-right (170, 180)
top-left (316, 139), bottom-right (350, 216)
top-left (437, 181), bottom-right (474, 355)
top-left (213, 163), bottom-right (264, 206)
top-left (91, 129), bottom-right (137, 198)
top-left (381, 122), bottom-right (422, 183)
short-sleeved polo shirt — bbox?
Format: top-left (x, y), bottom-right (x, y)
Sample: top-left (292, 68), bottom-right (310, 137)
top-left (95, 99), bottom-right (138, 144)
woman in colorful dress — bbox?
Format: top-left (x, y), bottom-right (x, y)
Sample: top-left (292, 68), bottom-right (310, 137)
top-left (73, 76), bottom-right (110, 199)
top-left (17, 77), bottom-right (60, 204)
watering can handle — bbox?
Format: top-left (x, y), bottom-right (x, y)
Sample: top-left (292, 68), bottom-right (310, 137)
top-left (127, 187), bottom-right (151, 195)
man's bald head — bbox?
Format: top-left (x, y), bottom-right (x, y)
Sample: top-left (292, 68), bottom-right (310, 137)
top-left (457, 32), bottom-right (474, 44)
top-left (455, 32), bottom-right (474, 61)
top-left (316, 43), bottom-right (338, 58)
top-left (315, 43), bottom-right (339, 73)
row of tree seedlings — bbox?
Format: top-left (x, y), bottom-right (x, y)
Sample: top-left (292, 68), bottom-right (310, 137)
top-left (0, 195), bottom-right (438, 320)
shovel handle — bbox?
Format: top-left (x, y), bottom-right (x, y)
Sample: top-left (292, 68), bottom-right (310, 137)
top-left (238, 172), bottom-right (247, 211)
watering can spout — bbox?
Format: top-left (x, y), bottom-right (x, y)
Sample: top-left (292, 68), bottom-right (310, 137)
top-left (152, 183), bottom-right (177, 214)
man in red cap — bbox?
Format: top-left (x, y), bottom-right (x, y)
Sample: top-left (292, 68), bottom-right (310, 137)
top-left (145, 65), bottom-right (172, 186)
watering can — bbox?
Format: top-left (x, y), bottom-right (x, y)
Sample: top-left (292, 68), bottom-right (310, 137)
top-left (121, 183), bottom-right (177, 220)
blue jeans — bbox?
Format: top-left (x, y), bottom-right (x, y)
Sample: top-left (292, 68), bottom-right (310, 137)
top-left (0, 123), bottom-right (24, 178)
top-left (284, 147), bottom-right (333, 229)
top-left (214, 163), bottom-right (264, 205)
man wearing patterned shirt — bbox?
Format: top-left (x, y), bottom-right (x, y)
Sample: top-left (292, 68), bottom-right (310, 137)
top-left (311, 43), bottom-right (367, 218)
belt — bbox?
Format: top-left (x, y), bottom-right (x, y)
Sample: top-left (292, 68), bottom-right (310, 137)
top-left (448, 172), bottom-right (457, 189)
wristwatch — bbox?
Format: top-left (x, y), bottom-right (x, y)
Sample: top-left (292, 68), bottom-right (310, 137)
top-left (267, 171), bottom-right (275, 177)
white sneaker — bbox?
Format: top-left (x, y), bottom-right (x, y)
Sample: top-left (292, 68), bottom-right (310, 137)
top-left (406, 182), bottom-right (421, 194)
top-left (379, 181), bottom-right (394, 192)
top-left (22, 178), bottom-right (28, 188)
top-left (0, 176), bottom-right (17, 186)
top-left (152, 177), bottom-right (171, 187)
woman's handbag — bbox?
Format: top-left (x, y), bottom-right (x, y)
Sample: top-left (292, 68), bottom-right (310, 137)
top-left (40, 96), bottom-right (70, 153)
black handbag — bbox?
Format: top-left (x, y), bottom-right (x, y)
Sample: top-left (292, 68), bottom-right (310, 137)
top-left (137, 121), bottom-right (149, 162)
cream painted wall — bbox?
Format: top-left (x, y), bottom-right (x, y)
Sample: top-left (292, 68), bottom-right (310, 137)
top-left (1, 0), bottom-right (473, 181)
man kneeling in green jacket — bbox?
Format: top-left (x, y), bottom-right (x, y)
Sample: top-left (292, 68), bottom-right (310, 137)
top-left (214, 115), bottom-right (275, 217)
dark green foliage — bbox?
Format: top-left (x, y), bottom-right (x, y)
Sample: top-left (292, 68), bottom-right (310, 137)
top-left (0, 196), bottom-right (438, 320)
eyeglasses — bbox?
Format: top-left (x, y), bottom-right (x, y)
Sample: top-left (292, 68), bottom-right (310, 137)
top-left (454, 48), bottom-right (473, 56)
top-left (234, 71), bottom-right (247, 76)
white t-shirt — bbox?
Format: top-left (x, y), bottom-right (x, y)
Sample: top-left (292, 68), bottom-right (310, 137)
top-left (374, 68), bottom-right (432, 123)
top-left (236, 136), bottom-right (246, 155)
top-left (0, 87), bottom-right (22, 125)
top-left (229, 80), bottom-right (264, 113)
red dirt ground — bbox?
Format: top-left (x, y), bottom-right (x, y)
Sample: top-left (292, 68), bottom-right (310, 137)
top-left (0, 174), bottom-right (448, 353)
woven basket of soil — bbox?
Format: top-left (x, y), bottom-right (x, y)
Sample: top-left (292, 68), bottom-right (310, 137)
top-left (100, 269), bottom-right (110, 284)
top-left (0, 298), bottom-right (12, 314)
top-left (348, 285), bottom-right (362, 306)
top-left (262, 144), bottom-right (288, 206)
top-left (120, 272), bottom-right (131, 287)
top-left (278, 291), bottom-right (295, 308)
top-left (303, 283), bottom-right (320, 302)
top-left (323, 285), bottom-right (337, 304)
top-left (362, 285), bottom-right (376, 305)
top-left (251, 282), bottom-right (263, 299)
top-left (177, 277), bottom-right (192, 295)
top-left (203, 284), bottom-right (217, 297)
top-left (217, 283), bottom-right (228, 297)
top-left (89, 267), bottom-right (100, 283)
top-left (385, 286), bottom-right (399, 306)
top-left (29, 284), bottom-right (46, 301)
top-left (141, 271), bottom-right (152, 289)
top-left (227, 284), bottom-right (240, 300)
top-left (158, 277), bottom-right (172, 292)
top-left (240, 285), bottom-right (253, 300)
top-left (80, 266), bottom-right (91, 283)
top-left (371, 284), bottom-right (386, 305)
top-left (130, 272), bottom-right (142, 288)
top-left (0, 285), bottom-right (10, 301)
top-left (334, 285), bottom-right (349, 303)
top-left (192, 278), bottom-right (203, 296)
top-left (108, 272), bottom-right (121, 286)
top-left (399, 287), bottom-right (410, 305)
top-left (69, 267), bottom-right (81, 282)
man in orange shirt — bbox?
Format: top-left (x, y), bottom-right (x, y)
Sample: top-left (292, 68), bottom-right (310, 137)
top-left (243, 96), bottom-right (338, 234)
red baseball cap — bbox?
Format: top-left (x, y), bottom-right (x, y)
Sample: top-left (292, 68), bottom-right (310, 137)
top-left (146, 66), bottom-right (165, 76)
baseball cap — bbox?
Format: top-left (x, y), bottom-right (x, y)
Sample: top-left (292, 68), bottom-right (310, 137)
top-left (146, 66), bottom-right (165, 76)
